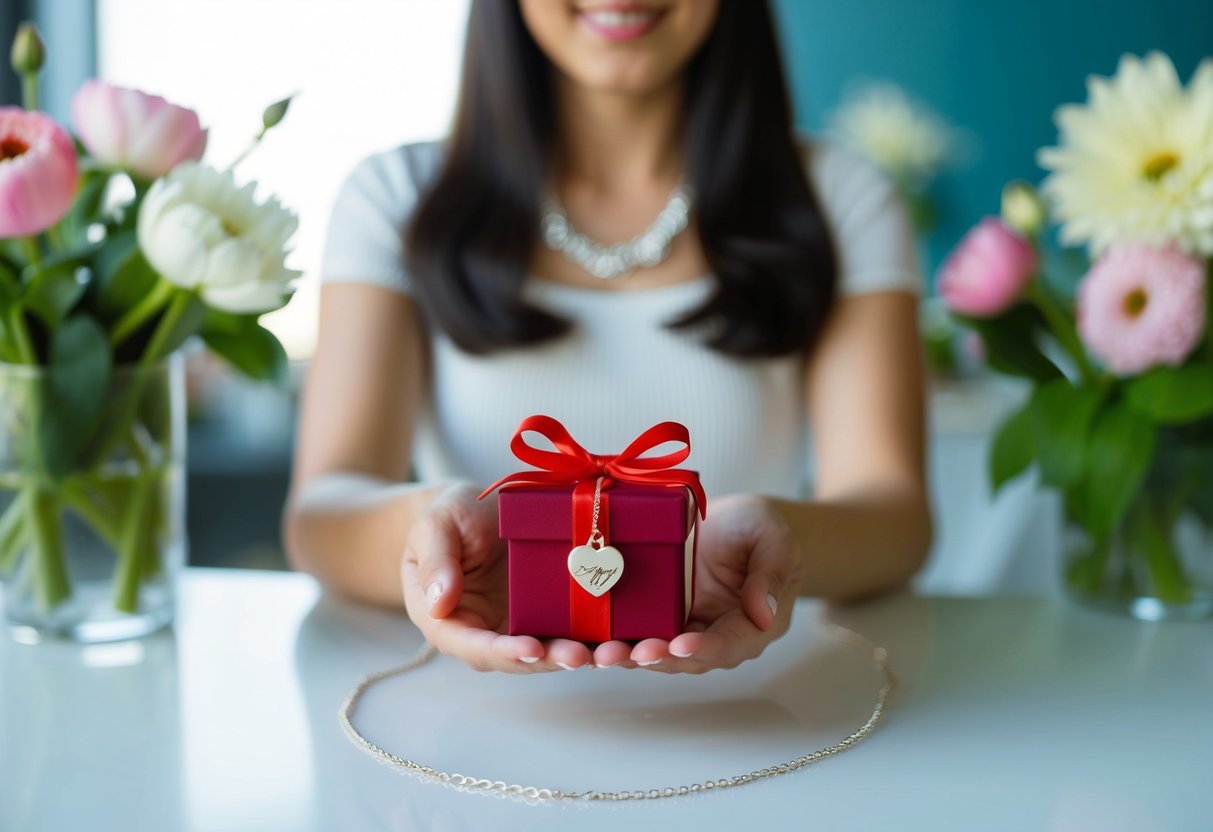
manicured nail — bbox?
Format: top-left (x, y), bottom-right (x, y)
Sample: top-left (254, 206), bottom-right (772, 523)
top-left (766, 593), bottom-right (778, 618)
top-left (518, 656), bottom-right (539, 664)
top-left (670, 648), bottom-right (693, 658)
top-left (426, 582), bottom-right (443, 608)
top-left (556, 662), bottom-right (579, 671)
top-left (637, 659), bottom-right (661, 666)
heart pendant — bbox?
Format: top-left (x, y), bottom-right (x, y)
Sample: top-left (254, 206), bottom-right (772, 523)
top-left (567, 544), bottom-right (624, 597)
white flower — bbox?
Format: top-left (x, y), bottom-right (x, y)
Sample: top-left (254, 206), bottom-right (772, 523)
top-left (137, 160), bottom-right (301, 313)
top-left (1037, 51), bottom-right (1213, 258)
top-left (828, 82), bottom-right (959, 188)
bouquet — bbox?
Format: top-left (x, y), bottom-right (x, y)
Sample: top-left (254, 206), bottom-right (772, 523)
top-left (939, 52), bottom-right (1213, 617)
top-left (0, 23), bottom-right (299, 623)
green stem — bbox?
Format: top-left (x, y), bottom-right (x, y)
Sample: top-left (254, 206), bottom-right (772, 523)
top-left (45, 224), bottom-right (65, 252)
top-left (7, 305), bottom-right (37, 364)
top-left (21, 73), bottom-right (39, 112)
top-left (109, 279), bottom-right (175, 348)
top-left (1139, 500), bottom-right (1194, 604)
top-left (0, 492), bottom-right (30, 574)
top-left (92, 289), bottom-right (192, 465)
top-left (141, 290), bottom-right (192, 368)
top-left (59, 478), bottom-right (123, 550)
top-left (1026, 282), bottom-right (1099, 386)
top-left (225, 129), bottom-right (266, 173)
top-left (20, 235), bottom-right (41, 268)
top-left (112, 475), bottom-right (154, 613)
top-left (24, 485), bottom-right (70, 613)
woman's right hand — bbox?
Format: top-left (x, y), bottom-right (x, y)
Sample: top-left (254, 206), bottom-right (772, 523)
top-left (401, 482), bottom-right (598, 673)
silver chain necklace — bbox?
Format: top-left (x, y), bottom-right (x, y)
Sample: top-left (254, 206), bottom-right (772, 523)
top-left (540, 183), bottom-right (693, 280)
top-left (339, 622), bottom-right (895, 802)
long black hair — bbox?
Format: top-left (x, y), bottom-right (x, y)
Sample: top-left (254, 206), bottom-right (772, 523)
top-left (405, 0), bottom-right (837, 357)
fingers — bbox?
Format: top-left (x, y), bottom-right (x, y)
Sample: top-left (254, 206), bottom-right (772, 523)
top-left (739, 538), bottom-right (799, 632)
top-left (402, 511), bottom-right (466, 619)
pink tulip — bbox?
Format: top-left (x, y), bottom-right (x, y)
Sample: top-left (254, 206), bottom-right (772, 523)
top-left (938, 218), bottom-right (1038, 317)
top-left (0, 106), bottom-right (79, 237)
top-left (71, 80), bottom-right (207, 180)
top-left (1076, 244), bottom-right (1205, 375)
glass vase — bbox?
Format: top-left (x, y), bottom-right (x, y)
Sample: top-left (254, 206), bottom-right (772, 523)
top-left (0, 353), bottom-right (187, 642)
top-left (1063, 426), bottom-right (1213, 621)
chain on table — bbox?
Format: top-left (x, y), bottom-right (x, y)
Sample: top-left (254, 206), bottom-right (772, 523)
top-left (338, 622), bottom-right (897, 802)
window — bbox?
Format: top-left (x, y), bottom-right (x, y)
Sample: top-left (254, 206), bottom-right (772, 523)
top-left (96, 0), bottom-right (471, 358)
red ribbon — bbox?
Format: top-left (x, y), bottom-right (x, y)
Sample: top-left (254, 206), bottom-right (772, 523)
top-left (478, 415), bottom-right (707, 642)
top-left (478, 415), bottom-right (708, 517)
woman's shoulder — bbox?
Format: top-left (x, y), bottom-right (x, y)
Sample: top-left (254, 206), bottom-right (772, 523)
top-left (792, 132), bottom-right (922, 297)
top-left (337, 137), bottom-right (448, 213)
top-left (793, 132), bottom-right (899, 213)
top-left (319, 138), bottom-right (448, 293)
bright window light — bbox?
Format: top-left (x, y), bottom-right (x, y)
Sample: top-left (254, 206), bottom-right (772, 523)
top-left (96, 0), bottom-right (470, 359)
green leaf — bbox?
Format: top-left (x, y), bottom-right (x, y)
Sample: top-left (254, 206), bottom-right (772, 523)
top-left (91, 231), bottom-right (158, 322)
top-left (38, 317), bottom-right (113, 479)
top-left (0, 258), bottom-right (19, 303)
top-left (151, 294), bottom-right (208, 358)
top-left (954, 303), bottom-right (1062, 383)
top-left (200, 310), bottom-right (288, 384)
top-left (0, 238), bottom-right (32, 269)
top-left (56, 169), bottom-right (113, 248)
top-left (1031, 378), bottom-right (1104, 488)
top-left (21, 262), bottom-right (87, 327)
top-left (1125, 364), bottom-right (1213, 424)
top-left (989, 398), bottom-right (1036, 493)
top-left (1081, 402), bottom-right (1156, 537)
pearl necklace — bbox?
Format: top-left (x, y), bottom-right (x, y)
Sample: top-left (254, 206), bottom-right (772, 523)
top-left (540, 183), bottom-right (693, 280)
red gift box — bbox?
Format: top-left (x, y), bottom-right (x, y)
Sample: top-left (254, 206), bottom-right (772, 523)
top-left (479, 416), bottom-right (708, 643)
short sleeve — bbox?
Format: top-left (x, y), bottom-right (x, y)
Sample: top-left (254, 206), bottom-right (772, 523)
top-left (318, 140), bottom-right (442, 294)
top-left (802, 137), bottom-right (922, 297)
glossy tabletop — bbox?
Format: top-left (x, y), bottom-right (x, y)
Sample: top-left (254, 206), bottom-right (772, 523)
top-left (1, 568), bottom-right (1210, 831)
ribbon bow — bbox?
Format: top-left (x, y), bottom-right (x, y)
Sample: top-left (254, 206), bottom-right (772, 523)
top-left (478, 415), bottom-right (708, 518)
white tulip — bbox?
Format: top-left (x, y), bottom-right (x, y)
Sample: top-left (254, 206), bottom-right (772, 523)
top-left (137, 161), bottom-right (301, 313)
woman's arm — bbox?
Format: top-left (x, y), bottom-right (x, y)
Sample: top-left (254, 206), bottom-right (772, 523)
top-left (615, 290), bottom-right (931, 673)
top-left (782, 289), bottom-right (932, 600)
top-left (282, 283), bottom-right (443, 608)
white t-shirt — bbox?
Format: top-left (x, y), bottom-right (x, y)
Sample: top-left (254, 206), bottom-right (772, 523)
top-left (318, 136), bottom-right (920, 500)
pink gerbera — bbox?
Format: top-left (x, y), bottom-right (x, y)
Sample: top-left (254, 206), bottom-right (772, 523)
top-left (1076, 244), bottom-right (1206, 375)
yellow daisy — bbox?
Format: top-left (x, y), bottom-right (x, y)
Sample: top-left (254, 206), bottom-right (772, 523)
top-left (1037, 51), bottom-right (1213, 257)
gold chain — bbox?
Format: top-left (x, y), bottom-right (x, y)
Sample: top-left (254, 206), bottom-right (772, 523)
top-left (338, 622), bottom-right (896, 802)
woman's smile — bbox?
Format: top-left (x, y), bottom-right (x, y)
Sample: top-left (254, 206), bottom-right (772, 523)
top-left (576, 2), bottom-right (669, 41)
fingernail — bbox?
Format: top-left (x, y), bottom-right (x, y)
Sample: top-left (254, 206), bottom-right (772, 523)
top-left (556, 662), bottom-right (579, 671)
top-left (518, 656), bottom-right (539, 664)
top-left (426, 582), bottom-right (443, 608)
top-left (637, 659), bottom-right (661, 666)
top-left (670, 648), bottom-right (693, 658)
top-left (766, 593), bottom-right (778, 618)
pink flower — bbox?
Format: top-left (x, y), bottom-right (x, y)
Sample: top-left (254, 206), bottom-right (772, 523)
top-left (938, 218), bottom-right (1038, 317)
top-left (71, 80), bottom-right (207, 180)
top-left (1076, 245), bottom-right (1206, 375)
top-left (0, 106), bottom-right (79, 237)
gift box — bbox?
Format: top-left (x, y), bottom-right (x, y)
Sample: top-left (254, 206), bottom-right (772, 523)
top-left (479, 415), bottom-right (707, 643)
top-left (500, 483), bottom-right (698, 641)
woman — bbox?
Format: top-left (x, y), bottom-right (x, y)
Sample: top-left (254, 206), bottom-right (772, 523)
top-left (285, 0), bottom-right (931, 674)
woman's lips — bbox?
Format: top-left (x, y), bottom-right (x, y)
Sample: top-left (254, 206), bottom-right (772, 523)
top-left (577, 6), bottom-right (668, 41)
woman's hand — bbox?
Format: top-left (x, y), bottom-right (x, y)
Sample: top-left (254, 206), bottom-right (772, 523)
top-left (592, 494), bottom-right (803, 673)
top-left (400, 482), bottom-right (598, 673)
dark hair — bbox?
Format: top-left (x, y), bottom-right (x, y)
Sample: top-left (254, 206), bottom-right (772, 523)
top-left (405, 0), bottom-right (837, 357)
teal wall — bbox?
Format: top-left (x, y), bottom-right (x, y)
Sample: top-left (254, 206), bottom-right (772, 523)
top-left (772, 0), bottom-right (1212, 288)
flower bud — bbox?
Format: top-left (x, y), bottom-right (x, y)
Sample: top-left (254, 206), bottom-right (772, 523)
top-left (10, 21), bottom-right (46, 76)
top-left (1000, 180), bottom-right (1048, 236)
top-left (262, 93), bottom-right (296, 131)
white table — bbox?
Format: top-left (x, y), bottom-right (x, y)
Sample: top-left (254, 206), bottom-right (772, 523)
top-left (1, 568), bottom-right (1210, 831)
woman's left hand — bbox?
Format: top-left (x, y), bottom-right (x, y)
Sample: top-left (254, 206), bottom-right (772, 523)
top-left (590, 494), bottom-right (803, 672)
